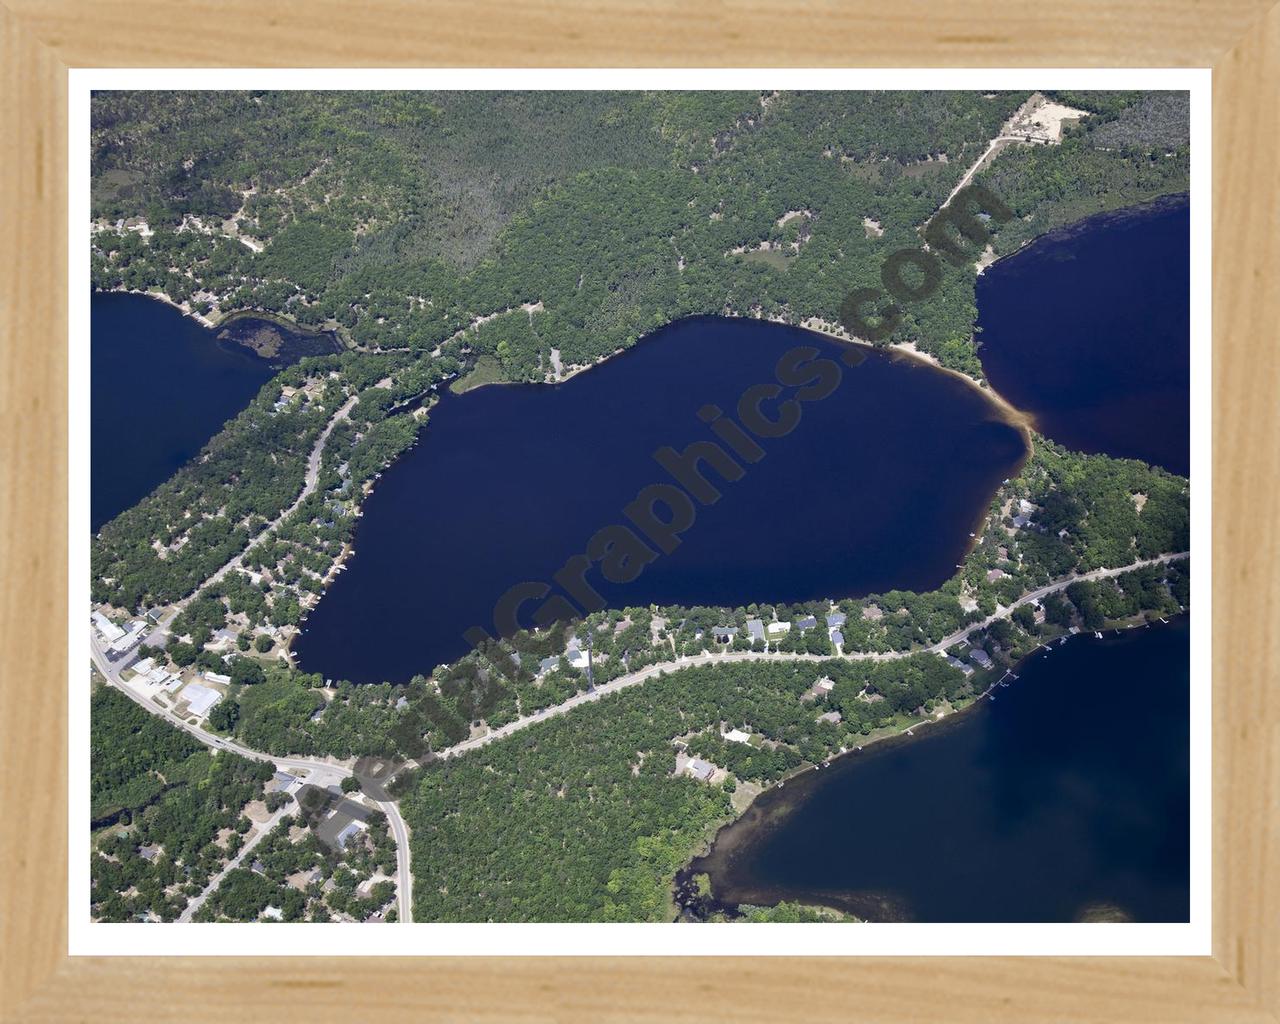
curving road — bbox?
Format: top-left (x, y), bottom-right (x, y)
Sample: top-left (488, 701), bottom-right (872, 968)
top-left (90, 627), bottom-right (414, 923)
top-left (438, 552), bottom-right (1189, 761)
top-left (95, 542), bottom-right (1186, 922)
top-left (164, 394), bottom-right (360, 622)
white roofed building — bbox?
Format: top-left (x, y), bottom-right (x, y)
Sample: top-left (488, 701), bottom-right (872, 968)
top-left (180, 683), bottom-right (221, 718)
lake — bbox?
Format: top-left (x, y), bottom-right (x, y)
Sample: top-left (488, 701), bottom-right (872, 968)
top-left (90, 292), bottom-right (340, 531)
top-left (293, 316), bottom-right (1028, 683)
top-left (687, 618), bottom-right (1190, 923)
top-left (975, 195), bottom-right (1190, 475)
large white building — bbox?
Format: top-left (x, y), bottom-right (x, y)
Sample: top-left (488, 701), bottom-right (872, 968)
top-left (180, 683), bottom-right (221, 718)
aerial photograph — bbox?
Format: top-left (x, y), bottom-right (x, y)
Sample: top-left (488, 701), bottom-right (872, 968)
top-left (87, 88), bottom-right (1191, 926)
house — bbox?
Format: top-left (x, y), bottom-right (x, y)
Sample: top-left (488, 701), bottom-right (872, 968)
top-left (818, 710), bottom-right (842, 724)
top-left (180, 683), bottom-right (221, 718)
top-left (766, 621), bottom-right (791, 639)
top-left (814, 677), bottom-right (835, 694)
top-left (1033, 604), bottom-right (1046, 625)
top-left (261, 906), bottom-right (283, 921)
top-left (712, 626), bottom-right (737, 643)
top-left (685, 758), bottom-right (714, 781)
top-left (336, 821), bottom-right (366, 850)
top-left (826, 611), bottom-right (847, 628)
top-left (830, 630), bottom-right (845, 648)
top-left (130, 656), bottom-right (156, 677)
top-left (745, 619), bottom-right (766, 643)
top-left (395, 696), bottom-right (409, 710)
top-left (1018, 498), bottom-right (1037, 516)
top-left (204, 672), bottom-right (232, 686)
top-left (138, 844), bottom-right (161, 862)
top-left (1010, 515), bottom-right (1031, 529)
top-left (538, 655), bottom-right (560, 676)
top-left (795, 616), bottom-right (818, 632)
top-left (969, 648), bottom-right (994, 670)
top-left (723, 728), bottom-right (752, 744)
top-left (565, 646), bottom-right (589, 670)
top-left (207, 627), bottom-right (239, 650)
top-left (250, 859), bottom-right (266, 875)
top-left (986, 568), bottom-right (1007, 582)
top-left (946, 655), bottom-right (975, 677)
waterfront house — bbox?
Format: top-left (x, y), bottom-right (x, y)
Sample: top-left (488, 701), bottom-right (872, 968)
top-left (946, 655), bottom-right (975, 677)
top-left (685, 758), bottom-right (715, 781)
top-left (969, 649), bottom-right (994, 670)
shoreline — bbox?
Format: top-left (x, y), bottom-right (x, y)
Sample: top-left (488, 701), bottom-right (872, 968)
top-left (677, 609), bottom-right (1190, 921)
top-left (96, 286), bottom-right (352, 350)
top-left (447, 307), bottom-right (1037, 448)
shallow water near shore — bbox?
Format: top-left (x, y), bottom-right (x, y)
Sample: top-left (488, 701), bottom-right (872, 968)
top-left (687, 618), bottom-right (1190, 923)
top-left (976, 195), bottom-right (1190, 475)
top-left (90, 292), bottom-right (341, 531)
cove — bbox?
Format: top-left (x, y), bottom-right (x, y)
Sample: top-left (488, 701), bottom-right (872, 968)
top-left (293, 316), bottom-right (1028, 684)
top-left (90, 292), bottom-right (340, 531)
top-left (975, 195), bottom-right (1190, 475)
top-left (687, 617), bottom-right (1190, 923)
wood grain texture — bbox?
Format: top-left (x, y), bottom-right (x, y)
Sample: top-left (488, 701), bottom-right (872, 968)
top-left (2, 0), bottom-right (1278, 67)
top-left (0, 1), bottom-right (1277, 1020)
top-left (0, 3), bottom-right (68, 1020)
top-left (1213, 4), bottom-right (1280, 1014)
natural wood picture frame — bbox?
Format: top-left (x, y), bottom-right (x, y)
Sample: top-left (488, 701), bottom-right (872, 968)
top-left (2, 2), bottom-right (1276, 1020)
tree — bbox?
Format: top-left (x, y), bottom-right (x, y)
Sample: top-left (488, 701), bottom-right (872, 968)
top-left (340, 775), bottom-right (360, 794)
top-left (254, 633), bottom-right (274, 653)
top-left (230, 656), bottom-right (266, 686)
top-left (207, 698), bottom-right (239, 733)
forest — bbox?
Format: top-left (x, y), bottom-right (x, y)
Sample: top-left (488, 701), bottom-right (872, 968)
top-left (89, 91), bottom-right (1192, 921)
top-left (91, 89), bottom-right (1188, 389)
top-left (195, 436), bottom-right (1188, 783)
top-left (90, 687), bottom-right (274, 922)
top-left (193, 809), bottom-right (398, 923)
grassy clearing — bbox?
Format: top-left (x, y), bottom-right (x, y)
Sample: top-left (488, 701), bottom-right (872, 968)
top-left (450, 354), bottom-right (505, 394)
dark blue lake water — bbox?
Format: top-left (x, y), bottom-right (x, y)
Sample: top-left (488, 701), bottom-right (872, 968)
top-left (691, 618), bottom-right (1190, 922)
top-left (90, 292), bottom-right (339, 531)
top-left (976, 195), bottom-right (1190, 475)
top-left (293, 316), bottom-right (1028, 683)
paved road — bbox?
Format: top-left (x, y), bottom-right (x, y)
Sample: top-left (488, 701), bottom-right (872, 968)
top-left (91, 390), bottom-right (416, 923)
top-left (95, 548), bottom-right (1184, 919)
top-left (438, 552), bottom-right (1189, 760)
top-left (178, 802), bottom-right (293, 923)
top-left (164, 394), bottom-right (359, 622)
top-left (90, 633), bottom-right (414, 923)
